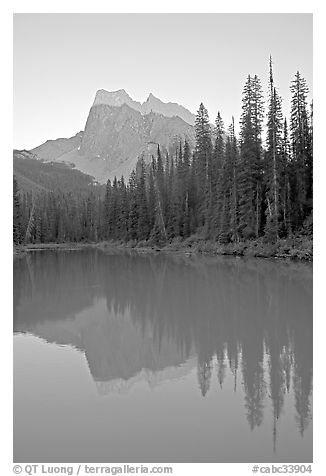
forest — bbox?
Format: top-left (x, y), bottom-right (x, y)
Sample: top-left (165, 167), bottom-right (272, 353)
top-left (13, 59), bottom-right (313, 257)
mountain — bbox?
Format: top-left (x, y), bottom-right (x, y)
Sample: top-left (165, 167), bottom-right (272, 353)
top-left (14, 299), bottom-right (193, 389)
top-left (78, 102), bottom-right (195, 180)
top-left (13, 149), bottom-right (103, 195)
top-left (14, 249), bottom-right (195, 391)
top-left (93, 89), bottom-right (143, 112)
top-left (93, 89), bottom-right (196, 125)
top-left (141, 92), bottom-right (196, 125)
top-left (30, 131), bottom-right (83, 162)
top-left (28, 90), bottom-right (196, 183)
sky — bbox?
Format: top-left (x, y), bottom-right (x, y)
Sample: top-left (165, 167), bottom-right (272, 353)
top-left (13, 13), bottom-right (313, 150)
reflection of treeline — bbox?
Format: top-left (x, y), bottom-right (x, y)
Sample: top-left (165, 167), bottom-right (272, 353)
top-left (14, 250), bottom-right (312, 436)
top-left (98, 252), bottom-right (312, 437)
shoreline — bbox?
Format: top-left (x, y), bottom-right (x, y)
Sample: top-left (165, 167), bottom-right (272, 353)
top-left (13, 236), bottom-right (313, 262)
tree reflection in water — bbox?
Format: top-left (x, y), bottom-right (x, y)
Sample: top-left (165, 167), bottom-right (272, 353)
top-left (14, 249), bottom-right (313, 446)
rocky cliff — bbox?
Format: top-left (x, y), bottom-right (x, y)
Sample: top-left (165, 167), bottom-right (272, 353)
top-left (29, 90), bottom-right (196, 183)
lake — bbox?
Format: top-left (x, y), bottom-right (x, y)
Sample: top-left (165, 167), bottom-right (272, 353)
top-left (13, 249), bottom-right (313, 463)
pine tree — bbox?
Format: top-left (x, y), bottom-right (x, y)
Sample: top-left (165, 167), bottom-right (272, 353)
top-left (228, 118), bottom-right (240, 241)
top-left (136, 158), bottom-right (150, 241)
top-left (86, 193), bottom-right (98, 241)
top-left (13, 175), bottom-right (22, 245)
top-left (128, 171), bottom-right (138, 241)
top-left (307, 100), bottom-right (313, 203)
top-left (182, 140), bottom-right (191, 237)
top-left (156, 145), bottom-right (165, 202)
top-left (24, 195), bottom-right (36, 244)
top-left (264, 57), bottom-right (283, 242)
top-left (149, 149), bottom-right (168, 244)
top-left (109, 177), bottom-right (119, 239)
top-left (290, 71), bottom-right (311, 228)
top-left (57, 195), bottom-right (68, 243)
top-left (188, 151), bottom-right (198, 234)
top-left (166, 155), bottom-right (181, 239)
top-left (217, 123), bottom-right (236, 243)
top-left (117, 177), bottom-right (128, 240)
top-left (175, 141), bottom-right (186, 235)
top-left (279, 119), bottom-right (292, 236)
top-left (147, 163), bottom-right (156, 232)
top-left (103, 179), bottom-right (112, 239)
top-left (46, 192), bottom-right (58, 242)
top-left (211, 112), bottom-right (226, 238)
top-left (238, 74), bottom-right (264, 239)
top-left (194, 103), bottom-right (213, 228)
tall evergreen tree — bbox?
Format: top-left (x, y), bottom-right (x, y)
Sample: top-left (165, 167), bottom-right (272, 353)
top-left (279, 118), bottom-right (292, 236)
top-left (13, 175), bottom-right (22, 245)
top-left (228, 118), bottom-right (240, 241)
top-left (217, 120), bottom-right (239, 243)
top-left (211, 112), bottom-right (226, 238)
top-left (136, 158), bottom-right (150, 241)
top-left (264, 56), bottom-right (284, 242)
top-left (238, 74), bottom-right (264, 238)
top-left (103, 179), bottom-right (112, 239)
top-left (194, 103), bottom-right (213, 228)
top-left (128, 170), bottom-right (138, 241)
top-left (290, 71), bottom-right (311, 228)
top-left (116, 177), bottom-right (128, 240)
top-left (147, 164), bottom-right (156, 232)
top-left (109, 177), bottom-right (119, 239)
top-left (86, 193), bottom-right (98, 241)
top-left (182, 140), bottom-right (192, 237)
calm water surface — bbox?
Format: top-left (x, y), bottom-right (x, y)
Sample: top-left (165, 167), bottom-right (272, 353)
top-left (13, 249), bottom-right (313, 462)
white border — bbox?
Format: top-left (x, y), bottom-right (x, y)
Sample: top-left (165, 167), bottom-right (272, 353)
top-left (2, 2), bottom-right (324, 475)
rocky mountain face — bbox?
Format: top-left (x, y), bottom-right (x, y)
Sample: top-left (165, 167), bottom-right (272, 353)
top-left (28, 90), bottom-right (196, 183)
top-left (93, 89), bottom-right (196, 125)
top-left (30, 131), bottom-right (83, 162)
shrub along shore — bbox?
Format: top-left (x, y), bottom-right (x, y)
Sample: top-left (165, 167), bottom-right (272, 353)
top-left (14, 235), bottom-right (313, 262)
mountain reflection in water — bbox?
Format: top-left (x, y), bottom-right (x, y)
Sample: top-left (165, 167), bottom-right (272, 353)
top-left (13, 249), bottom-right (312, 461)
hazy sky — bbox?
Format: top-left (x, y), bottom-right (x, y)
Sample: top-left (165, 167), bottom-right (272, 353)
top-left (13, 13), bottom-right (313, 149)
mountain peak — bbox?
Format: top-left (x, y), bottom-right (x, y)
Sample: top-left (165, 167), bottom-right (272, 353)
top-left (96, 88), bottom-right (128, 96)
top-left (91, 89), bottom-right (195, 125)
top-left (93, 89), bottom-right (134, 107)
